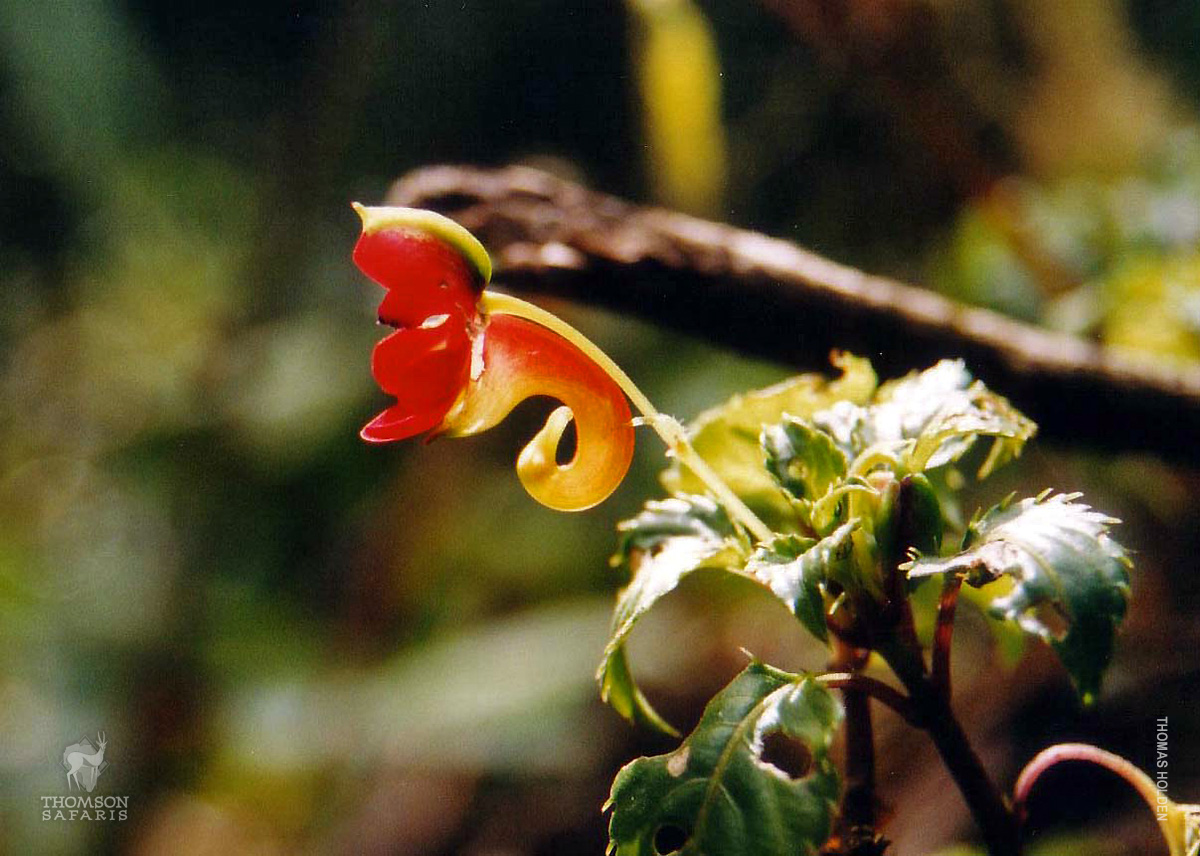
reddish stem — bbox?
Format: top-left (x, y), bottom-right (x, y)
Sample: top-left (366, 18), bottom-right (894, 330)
top-left (879, 638), bottom-right (1021, 856)
top-left (825, 641), bottom-right (885, 852)
top-left (932, 575), bottom-right (962, 699)
top-left (817, 672), bottom-right (920, 728)
top-left (1014, 742), bottom-right (1162, 823)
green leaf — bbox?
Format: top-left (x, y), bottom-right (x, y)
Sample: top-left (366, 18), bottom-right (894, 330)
top-left (957, 580), bottom-right (1028, 665)
top-left (745, 523), bottom-right (858, 643)
top-left (613, 494), bottom-right (742, 558)
top-left (606, 662), bottom-right (842, 856)
top-left (599, 496), bottom-right (751, 733)
top-left (761, 418), bottom-right (847, 501)
top-left (905, 384), bottom-right (1037, 479)
top-left (601, 644), bottom-right (682, 737)
top-left (905, 492), bottom-right (1131, 703)
top-left (662, 354), bottom-right (876, 526)
top-left (811, 359), bottom-right (1036, 478)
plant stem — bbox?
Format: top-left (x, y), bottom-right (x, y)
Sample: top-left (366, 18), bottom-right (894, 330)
top-left (1014, 742), bottom-right (1159, 815)
top-left (841, 682), bottom-right (876, 829)
top-left (481, 291), bottom-right (774, 542)
top-left (931, 575), bottom-right (962, 699)
top-left (825, 641), bottom-right (887, 855)
top-left (1015, 743), bottom-right (1197, 856)
top-left (879, 638), bottom-right (1021, 856)
top-left (816, 673), bottom-right (919, 727)
top-left (871, 478), bottom-right (1018, 852)
top-left (921, 695), bottom-right (1021, 856)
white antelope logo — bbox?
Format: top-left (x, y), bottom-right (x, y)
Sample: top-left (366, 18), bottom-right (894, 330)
top-left (62, 733), bottom-right (108, 792)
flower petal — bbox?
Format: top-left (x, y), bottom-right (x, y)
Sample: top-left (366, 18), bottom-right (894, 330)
top-left (353, 222), bottom-right (482, 327)
top-left (363, 322), bottom-right (472, 443)
top-left (446, 313), bottom-right (635, 511)
top-left (361, 403), bottom-right (448, 444)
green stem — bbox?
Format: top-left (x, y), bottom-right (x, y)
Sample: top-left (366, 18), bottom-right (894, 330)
top-left (481, 291), bottom-right (774, 542)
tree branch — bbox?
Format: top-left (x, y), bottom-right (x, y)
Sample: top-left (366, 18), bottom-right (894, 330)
top-left (386, 164), bottom-right (1200, 462)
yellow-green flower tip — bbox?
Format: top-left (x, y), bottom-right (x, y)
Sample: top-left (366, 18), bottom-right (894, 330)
top-left (352, 202), bottom-right (492, 285)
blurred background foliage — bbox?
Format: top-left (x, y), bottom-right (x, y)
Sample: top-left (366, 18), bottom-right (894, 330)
top-left (0, 1), bottom-right (1198, 853)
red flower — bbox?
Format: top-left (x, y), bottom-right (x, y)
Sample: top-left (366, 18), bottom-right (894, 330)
top-left (353, 204), bottom-right (635, 511)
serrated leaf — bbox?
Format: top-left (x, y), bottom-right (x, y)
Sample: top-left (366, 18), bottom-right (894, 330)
top-left (600, 496), bottom-right (751, 732)
top-left (907, 381), bottom-right (1037, 478)
top-left (607, 662), bottom-right (842, 856)
top-left (761, 418), bottom-right (847, 501)
top-left (746, 523), bottom-right (858, 642)
top-left (613, 493), bottom-right (741, 559)
top-left (904, 492), bottom-right (1131, 702)
top-left (811, 359), bottom-right (1036, 478)
top-left (662, 354), bottom-right (876, 526)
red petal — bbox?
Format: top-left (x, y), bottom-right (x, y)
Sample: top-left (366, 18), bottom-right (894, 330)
top-left (364, 322), bottom-right (473, 442)
top-left (361, 404), bottom-right (447, 443)
top-left (354, 227), bottom-right (481, 327)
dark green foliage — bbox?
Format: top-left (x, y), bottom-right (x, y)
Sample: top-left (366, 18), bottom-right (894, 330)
top-left (604, 357), bottom-right (1133, 853)
top-left (746, 525), bottom-right (858, 642)
top-left (606, 662), bottom-right (842, 856)
top-left (906, 492), bottom-right (1132, 703)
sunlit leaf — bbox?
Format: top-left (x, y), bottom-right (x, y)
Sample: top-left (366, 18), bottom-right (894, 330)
top-left (905, 492), bottom-right (1131, 703)
top-left (811, 359), bottom-right (1036, 478)
top-left (606, 662), bottom-right (841, 856)
top-left (599, 496), bottom-right (751, 733)
top-left (745, 524), bottom-right (857, 643)
top-left (762, 418), bottom-right (847, 502)
top-left (662, 354), bottom-right (876, 527)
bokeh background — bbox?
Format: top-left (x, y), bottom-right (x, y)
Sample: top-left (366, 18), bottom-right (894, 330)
top-left (2, 1), bottom-right (1199, 853)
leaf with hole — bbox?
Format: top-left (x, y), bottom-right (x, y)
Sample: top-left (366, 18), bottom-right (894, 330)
top-left (599, 496), bottom-right (751, 733)
top-left (606, 661), bottom-right (842, 856)
top-left (904, 492), bottom-right (1131, 703)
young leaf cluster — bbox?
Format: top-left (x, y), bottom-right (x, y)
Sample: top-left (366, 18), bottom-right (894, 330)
top-left (602, 354), bottom-right (1131, 854)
